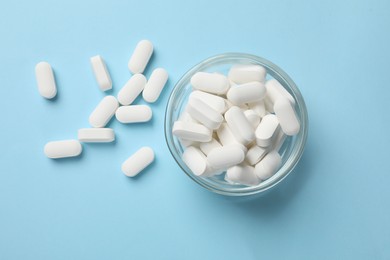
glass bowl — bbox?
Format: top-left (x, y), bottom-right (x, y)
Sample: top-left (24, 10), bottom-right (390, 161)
top-left (164, 53), bottom-right (308, 196)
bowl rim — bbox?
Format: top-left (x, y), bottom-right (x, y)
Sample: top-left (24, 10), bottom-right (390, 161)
top-left (164, 52), bottom-right (308, 196)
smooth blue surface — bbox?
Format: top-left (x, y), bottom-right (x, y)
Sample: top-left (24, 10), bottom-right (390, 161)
top-left (1, 0), bottom-right (389, 259)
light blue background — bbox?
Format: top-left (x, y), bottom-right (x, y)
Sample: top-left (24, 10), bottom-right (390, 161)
top-left (1, 0), bottom-right (389, 259)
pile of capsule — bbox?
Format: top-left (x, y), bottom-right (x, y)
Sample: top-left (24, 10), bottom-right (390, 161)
top-left (172, 65), bottom-right (300, 186)
top-left (36, 40), bottom-right (168, 177)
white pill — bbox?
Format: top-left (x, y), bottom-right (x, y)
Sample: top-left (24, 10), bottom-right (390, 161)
top-left (186, 97), bottom-right (223, 130)
top-left (172, 121), bottom-right (212, 142)
top-left (191, 72), bottom-right (230, 95)
top-left (224, 106), bottom-right (255, 145)
top-left (35, 61), bottom-right (57, 99)
top-left (255, 114), bottom-right (280, 147)
top-left (216, 123), bottom-right (247, 152)
top-left (207, 145), bottom-right (245, 170)
top-left (265, 79), bottom-right (296, 106)
top-left (78, 128), bottom-right (115, 143)
top-left (225, 164), bottom-right (261, 186)
top-left (273, 129), bottom-right (287, 152)
top-left (89, 95), bottom-right (119, 128)
top-left (44, 140), bottom-right (82, 159)
top-left (143, 68), bottom-right (168, 103)
top-left (274, 98), bottom-right (300, 136)
top-left (244, 109), bottom-right (261, 128)
top-left (248, 100), bottom-right (266, 117)
top-left (117, 74), bottom-right (147, 106)
top-left (116, 105), bottom-right (152, 123)
top-left (189, 90), bottom-right (227, 114)
top-left (122, 147), bottom-right (154, 177)
top-left (227, 81), bottom-right (266, 105)
top-left (254, 151), bottom-right (282, 180)
top-left (228, 64), bottom-right (266, 84)
top-left (128, 40), bottom-right (153, 74)
top-left (182, 146), bottom-right (210, 177)
top-left (245, 144), bottom-right (267, 165)
top-left (199, 138), bottom-right (222, 155)
top-left (90, 55), bottom-right (112, 91)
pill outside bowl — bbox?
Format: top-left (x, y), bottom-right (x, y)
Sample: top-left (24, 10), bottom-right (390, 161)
top-left (165, 53), bottom-right (308, 196)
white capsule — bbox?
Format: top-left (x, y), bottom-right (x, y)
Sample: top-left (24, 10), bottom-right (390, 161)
top-left (35, 61), bottom-right (57, 99)
top-left (78, 128), bottom-right (115, 143)
top-left (274, 98), bottom-right (300, 136)
top-left (182, 146), bottom-right (210, 177)
top-left (207, 145), bottom-right (245, 170)
top-left (172, 121), bottom-right (212, 142)
top-left (191, 72), bottom-right (230, 95)
top-left (254, 151), bottom-right (282, 180)
top-left (265, 79), bottom-right (296, 106)
top-left (228, 64), bottom-right (266, 84)
top-left (128, 40), bottom-right (153, 74)
top-left (115, 105), bottom-right (152, 123)
top-left (225, 164), bottom-right (261, 186)
top-left (121, 147), bottom-right (154, 177)
top-left (248, 100), bottom-right (266, 117)
top-left (143, 68), bottom-right (168, 103)
top-left (186, 97), bottom-right (223, 130)
top-left (244, 109), bottom-right (261, 128)
top-left (245, 144), bottom-right (267, 165)
top-left (199, 138), bottom-right (222, 155)
top-left (227, 81), bottom-right (266, 105)
top-left (44, 140), bottom-right (82, 159)
top-left (255, 114), bottom-right (280, 147)
top-left (189, 90), bottom-right (227, 114)
top-left (89, 96), bottom-right (119, 128)
top-left (224, 106), bottom-right (255, 145)
top-left (90, 55), bottom-right (112, 91)
top-left (117, 74), bottom-right (147, 106)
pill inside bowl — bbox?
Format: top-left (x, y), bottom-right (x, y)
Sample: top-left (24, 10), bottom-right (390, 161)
top-left (171, 64), bottom-right (301, 187)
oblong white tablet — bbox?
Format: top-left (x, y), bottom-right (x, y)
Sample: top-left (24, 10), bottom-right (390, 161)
top-left (44, 140), bottom-right (82, 159)
top-left (182, 146), bottom-right (209, 177)
top-left (265, 79), bottom-right (296, 106)
top-left (117, 74), bottom-right (147, 106)
top-left (122, 147), bottom-right (154, 177)
top-left (274, 98), bottom-right (300, 136)
top-left (89, 96), bottom-right (119, 128)
top-left (245, 144), bottom-right (267, 165)
top-left (35, 61), bottom-right (57, 99)
top-left (254, 151), bottom-right (282, 180)
top-left (78, 128), bottom-right (115, 143)
top-left (228, 65), bottom-right (266, 84)
top-left (115, 105), bottom-right (152, 123)
top-left (186, 97), bottom-right (223, 130)
top-left (128, 40), bottom-right (153, 74)
top-left (190, 72), bottom-right (230, 95)
top-left (90, 55), bottom-right (112, 91)
top-left (224, 106), bottom-right (255, 145)
top-left (225, 164), bottom-right (261, 186)
top-left (255, 114), bottom-right (280, 147)
top-left (189, 90), bottom-right (227, 114)
top-left (227, 81), bottom-right (266, 105)
top-left (143, 68), bottom-right (168, 103)
top-left (172, 121), bottom-right (212, 142)
top-left (207, 145), bottom-right (245, 170)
